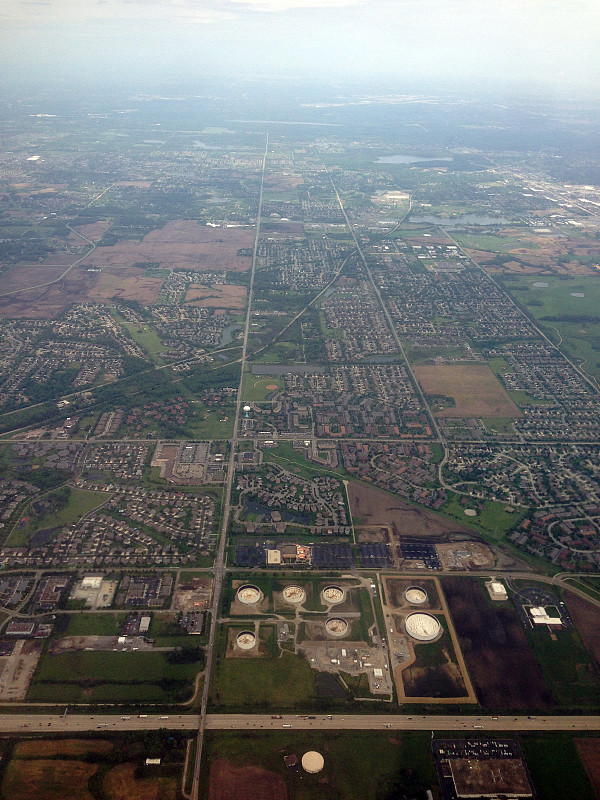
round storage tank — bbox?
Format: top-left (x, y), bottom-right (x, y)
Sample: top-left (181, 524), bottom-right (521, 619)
top-left (325, 617), bottom-right (349, 637)
top-left (321, 585), bottom-right (345, 605)
top-left (405, 612), bottom-right (441, 642)
top-left (236, 631), bottom-right (256, 650)
top-left (302, 751), bottom-right (325, 774)
top-left (236, 584), bottom-right (262, 605)
top-left (405, 586), bottom-right (428, 605)
top-left (282, 585), bottom-right (306, 605)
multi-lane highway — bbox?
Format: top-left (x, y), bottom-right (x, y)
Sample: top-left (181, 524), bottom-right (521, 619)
top-left (1, 713), bottom-right (600, 734)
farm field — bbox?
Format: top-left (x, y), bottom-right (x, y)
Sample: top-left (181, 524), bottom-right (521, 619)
top-left (413, 364), bottom-right (522, 418)
top-left (441, 577), bottom-right (554, 709)
top-left (348, 481), bottom-right (471, 537)
top-left (564, 591), bottom-right (600, 671)
top-left (186, 284), bottom-right (247, 311)
top-left (1, 735), bottom-right (185, 800)
top-left (524, 627), bottom-right (600, 707)
top-left (576, 739), bottom-right (600, 799)
top-left (81, 220), bottom-right (254, 272)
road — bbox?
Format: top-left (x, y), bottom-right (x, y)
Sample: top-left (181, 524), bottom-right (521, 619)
top-left (190, 134), bottom-right (270, 800)
top-left (1, 713), bottom-right (600, 734)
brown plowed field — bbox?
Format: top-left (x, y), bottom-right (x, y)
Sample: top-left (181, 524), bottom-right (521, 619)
top-left (0, 262), bottom-right (163, 318)
top-left (576, 739), bottom-right (600, 798)
top-left (82, 220), bottom-right (254, 271)
top-left (564, 590), bottom-right (600, 670)
top-left (186, 284), bottom-right (247, 310)
top-left (87, 270), bottom-right (164, 303)
top-left (348, 482), bottom-right (470, 538)
top-left (442, 577), bottom-right (554, 709)
top-left (413, 364), bottom-right (521, 418)
top-left (103, 762), bottom-right (177, 800)
top-left (208, 758), bottom-right (287, 800)
top-left (1, 759), bottom-right (97, 800)
top-left (69, 221), bottom-right (113, 241)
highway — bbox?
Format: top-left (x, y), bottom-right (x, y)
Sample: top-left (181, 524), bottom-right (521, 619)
top-left (1, 713), bottom-right (600, 734)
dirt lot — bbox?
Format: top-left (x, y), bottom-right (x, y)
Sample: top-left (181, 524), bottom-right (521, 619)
top-left (442, 577), bottom-right (554, 709)
top-left (1, 759), bottom-right (97, 800)
top-left (82, 220), bottom-right (254, 271)
top-left (564, 591), bottom-right (600, 670)
top-left (348, 482), bottom-right (471, 539)
top-left (14, 739), bottom-right (113, 758)
top-left (413, 364), bottom-right (522, 418)
top-left (186, 283), bottom-right (247, 310)
top-left (208, 758), bottom-right (287, 800)
top-left (0, 639), bottom-right (43, 700)
top-left (103, 761), bottom-right (178, 800)
top-left (576, 739), bottom-right (600, 798)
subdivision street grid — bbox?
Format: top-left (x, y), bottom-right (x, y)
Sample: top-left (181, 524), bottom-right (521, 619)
top-left (2, 93), bottom-right (600, 800)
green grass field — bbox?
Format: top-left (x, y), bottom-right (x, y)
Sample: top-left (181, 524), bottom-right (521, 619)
top-left (521, 734), bottom-right (595, 800)
top-left (441, 493), bottom-right (525, 539)
top-left (210, 649), bottom-right (315, 710)
top-left (28, 650), bottom-right (200, 703)
top-left (453, 231), bottom-right (540, 254)
top-left (8, 488), bottom-right (111, 547)
top-left (199, 730), bottom-right (437, 800)
top-left (65, 614), bottom-right (126, 636)
top-left (241, 371), bottom-right (283, 401)
top-left (263, 440), bottom-right (346, 482)
top-left (500, 275), bottom-right (600, 381)
top-left (525, 628), bottom-right (600, 707)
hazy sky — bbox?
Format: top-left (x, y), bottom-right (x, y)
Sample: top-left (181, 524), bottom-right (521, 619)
top-left (2, 0), bottom-right (600, 91)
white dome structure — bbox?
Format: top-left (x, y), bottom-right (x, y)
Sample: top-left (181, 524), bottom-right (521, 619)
top-left (302, 751), bottom-right (324, 774)
top-left (405, 612), bottom-right (441, 642)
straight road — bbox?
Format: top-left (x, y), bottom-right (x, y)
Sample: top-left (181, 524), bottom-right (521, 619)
top-left (1, 713), bottom-right (600, 733)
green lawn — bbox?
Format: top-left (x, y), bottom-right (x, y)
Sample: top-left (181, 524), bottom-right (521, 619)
top-left (184, 407), bottom-right (235, 439)
top-left (65, 613), bottom-right (126, 636)
top-left (525, 628), bottom-right (600, 707)
top-left (200, 730), bottom-right (437, 800)
top-left (263, 440), bottom-right (346, 482)
top-left (441, 493), bottom-right (525, 539)
top-left (241, 371), bottom-right (283, 401)
top-left (28, 650), bottom-right (201, 703)
top-left (521, 734), bottom-right (595, 800)
top-left (8, 488), bottom-right (111, 547)
top-left (210, 649), bottom-right (316, 710)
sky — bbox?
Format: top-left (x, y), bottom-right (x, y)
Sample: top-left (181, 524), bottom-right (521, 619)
top-left (1, 0), bottom-right (600, 92)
